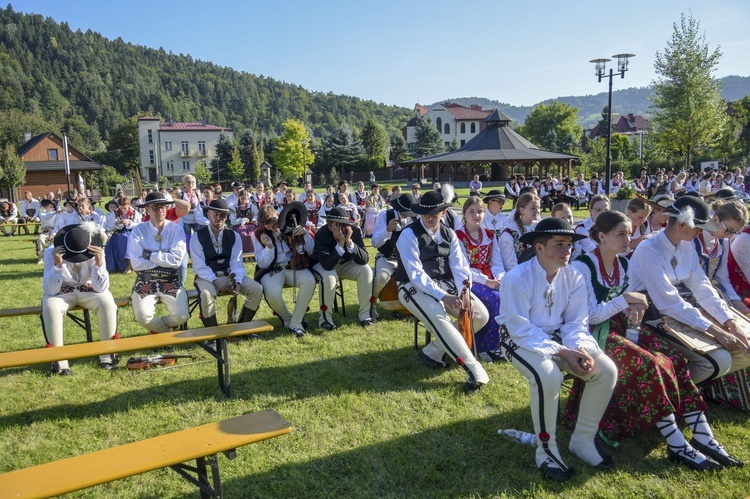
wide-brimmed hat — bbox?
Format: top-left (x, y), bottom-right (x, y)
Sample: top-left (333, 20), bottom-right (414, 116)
top-left (519, 217), bottom-right (587, 245)
top-left (53, 223), bottom-right (103, 263)
top-left (63, 198), bottom-right (78, 209)
top-left (707, 187), bottom-right (740, 201)
top-left (230, 181), bottom-right (245, 189)
top-left (40, 199), bottom-right (56, 210)
top-left (411, 189), bottom-right (454, 215)
top-left (483, 190), bottom-right (506, 204)
top-left (276, 181), bottom-right (288, 187)
top-left (279, 201), bottom-right (309, 235)
top-left (324, 206), bottom-right (356, 225)
top-left (663, 196), bottom-right (718, 232)
top-left (203, 198), bottom-right (231, 215)
top-left (104, 199), bottom-right (120, 212)
top-left (391, 193), bottom-right (416, 217)
top-left (643, 193), bottom-right (675, 211)
top-left (142, 192), bottom-right (173, 206)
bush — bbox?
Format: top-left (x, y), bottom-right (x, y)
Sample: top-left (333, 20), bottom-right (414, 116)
top-left (612, 184), bottom-right (636, 200)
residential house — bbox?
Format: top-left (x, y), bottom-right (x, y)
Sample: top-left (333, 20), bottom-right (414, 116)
top-left (588, 113), bottom-right (651, 140)
top-left (402, 102), bottom-right (492, 152)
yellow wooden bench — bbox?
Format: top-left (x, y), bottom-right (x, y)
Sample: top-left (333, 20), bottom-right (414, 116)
top-left (379, 300), bottom-right (429, 349)
top-left (0, 409), bottom-right (293, 499)
top-left (0, 321), bottom-right (273, 397)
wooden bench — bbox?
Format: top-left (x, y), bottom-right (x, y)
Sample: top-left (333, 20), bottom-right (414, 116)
top-left (0, 297), bottom-right (132, 343)
top-left (0, 321), bottom-right (273, 397)
top-left (0, 409), bottom-right (293, 499)
top-left (379, 300), bottom-right (429, 349)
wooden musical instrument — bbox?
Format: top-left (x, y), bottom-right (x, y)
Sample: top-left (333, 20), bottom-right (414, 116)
top-left (378, 275), bottom-right (399, 302)
top-left (459, 280), bottom-right (474, 352)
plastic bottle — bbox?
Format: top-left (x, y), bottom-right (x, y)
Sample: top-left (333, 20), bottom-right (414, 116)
top-left (498, 429), bottom-right (537, 446)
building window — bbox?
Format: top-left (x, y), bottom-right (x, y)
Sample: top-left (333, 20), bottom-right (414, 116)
top-left (436, 117), bottom-right (442, 132)
top-left (444, 141), bottom-right (450, 148)
top-left (48, 149), bottom-right (58, 160)
top-left (147, 129), bottom-right (153, 144)
top-left (166, 160), bottom-right (174, 171)
top-left (444, 123), bottom-right (450, 134)
top-left (182, 161), bottom-right (190, 171)
top-left (149, 150), bottom-right (154, 165)
top-left (198, 141), bottom-right (206, 156)
top-left (460, 123), bottom-right (466, 134)
top-left (470, 123), bottom-right (476, 133)
top-left (165, 141), bottom-right (172, 151)
top-left (460, 140), bottom-right (466, 146)
top-left (181, 141), bottom-right (189, 155)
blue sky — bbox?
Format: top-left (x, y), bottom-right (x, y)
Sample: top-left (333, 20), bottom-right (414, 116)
top-left (9, 1), bottom-right (750, 108)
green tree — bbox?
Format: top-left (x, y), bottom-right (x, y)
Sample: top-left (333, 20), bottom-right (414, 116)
top-left (0, 146), bottom-right (25, 200)
top-left (414, 117), bottom-right (443, 158)
top-left (100, 116), bottom-right (139, 174)
top-left (649, 13), bottom-right (727, 168)
top-left (521, 101), bottom-right (583, 153)
top-left (360, 118), bottom-right (388, 159)
top-left (94, 165), bottom-right (122, 195)
top-left (271, 118), bottom-right (314, 181)
top-left (210, 132), bottom-right (234, 182)
top-left (193, 160), bottom-right (212, 187)
top-left (323, 124), bottom-right (363, 172)
top-left (389, 135), bottom-right (409, 166)
top-left (0, 109), bottom-right (58, 150)
top-left (238, 129), bottom-right (264, 183)
top-left (227, 146), bottom-right (245, 180)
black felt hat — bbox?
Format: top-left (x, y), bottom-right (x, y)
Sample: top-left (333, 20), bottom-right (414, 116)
top-left (230, 181), bottom-right (245, 189)
top-left (391, 193), bottom-right (416, 217)
top-left (519, 217), bottom-right (586, 245)
top-left (708, 188), bottom-right (740, 201)
top-left (664, 196), bottom-right (718, 232)
top-left (104, 199), bottom-right (120, 212)
top-left (324, 206), bottom-right (356, 225)
top-left (279, 201), bottom-right (309, 235)
top-left (482, 190), bottom-right (506, 204)
top-left (40, 199), bottom-right (56, 210)
top-left (143, 192), bottom-right (173, 206)
top-left (411, 190), bottom-right (454, 215)
top-left (53, 223), bottom-right (103, 263)
top-left (63, 198), bottom-right (78, 209)
top-left (203, 198), bottom-right (231, 214)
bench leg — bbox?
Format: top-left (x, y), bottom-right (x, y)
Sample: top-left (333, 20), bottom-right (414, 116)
top-left (65, 309), bottom-right (94, 343)
top-left (170, 453), bottom-right (223, 498)
top-left (199, 338), bottom-right (231, 397)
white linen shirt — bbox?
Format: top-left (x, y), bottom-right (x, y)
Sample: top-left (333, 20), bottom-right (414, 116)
top-left (127, 220), bottom-right (186, 271)
top-left (190, 227), bottom-right (248, 282)
top-left (498, 257), bottom-right (599, 358)
top-left (255, 231), bottom-right (314, 270)
top-left (371, 210), bottom-right (411, 252)
top-left (42, 246), bottom-right (109, 296)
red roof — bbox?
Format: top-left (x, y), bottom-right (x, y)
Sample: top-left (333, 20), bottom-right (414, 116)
top-left (415, 104), bottom-right (428, 117)
top-left (443, 103), bottom-right (492, 121)
top-left (159, 121), bottom-right (230, 132)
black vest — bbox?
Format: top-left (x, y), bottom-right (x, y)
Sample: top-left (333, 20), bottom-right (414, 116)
top-left (196, 226), bottom-right (236, 274)
top-left (377, 210), bottom-right (401, 259)
top-left (395, 221), bottom-right (452, 283)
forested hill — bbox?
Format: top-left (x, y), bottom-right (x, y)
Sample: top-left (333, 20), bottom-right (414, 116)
top-left (441, 75), bottom-right (750, 128)
top-left (0, 6), bottom-right (411, 150)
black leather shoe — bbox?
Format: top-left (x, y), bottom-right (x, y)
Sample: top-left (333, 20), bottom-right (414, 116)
top-left (289, 327), bottom-right (306, 338)
top-left (592, 437), bottom-right (614, 470)
top-left (360, 319), bottom-right (375, 327)
top-left (539, 459), bottom-right (575, 483)
top-left (99, 362), bottom-right (115, 371)
top-left (463, 380), bottom-right (485, 394)
top-left (320, 320), bottom-right (337, 331)
top-left (301, 320), bottom-right (309, 329)
top-left (668, 444), bottom-right (722, 471)
top-left (50, 362), bottom-right (72, 376)
top-left (690, 438), bottom-right (744, 468)
top-left (418, 350), bottom-right (448, 369)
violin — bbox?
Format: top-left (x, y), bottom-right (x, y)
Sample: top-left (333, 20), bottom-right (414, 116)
top-left (126, 354), bottom-right (196, 370)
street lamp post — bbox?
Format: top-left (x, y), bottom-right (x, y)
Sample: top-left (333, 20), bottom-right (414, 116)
top-left (589, 53), bottom-right (634, 195)
top-left (301, 139), bottom-right (307, 184)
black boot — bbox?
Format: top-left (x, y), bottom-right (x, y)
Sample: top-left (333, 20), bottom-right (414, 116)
top-left (238, 307), bottom-right (257, 323)
top-left (201, 315), bottom-right (219, 351)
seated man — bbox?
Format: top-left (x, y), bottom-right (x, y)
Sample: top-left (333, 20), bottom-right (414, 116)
top-left (19, 190), bottom-right (41, 235)
top-left (498, 217), bottom-right (617, 482)
top-left (190, 199), bottom-right (263, 328)
top-left (0, 199), bottom-right (18, 236)
top-left (371, 193), bottom-right (415, 298)
top-left (255, 203), bottom-right (316, 337)
top-left (127, 192), bottom-right (190, 333)
top-left (42, 222), bottom-right (118, 375)
top-left (395, 189), bottom-right (490, 393)
top-left (36, 199), bottom-right (58, 264)
top-left (313, 206), bottom-right (376, 329)
top-left (481, 190), bottom-right (508, 238)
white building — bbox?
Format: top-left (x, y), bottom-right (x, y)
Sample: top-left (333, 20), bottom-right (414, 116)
top-left (137, 117), bottom-right (233, 184)
top-left (402, 103), bottom-right (492, 152)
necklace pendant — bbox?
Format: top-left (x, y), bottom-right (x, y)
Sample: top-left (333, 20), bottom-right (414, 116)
top-left (670, 256), bottom-right (678, 270)
top-left (72, 264), bottom-right (81, 274)
top-left (214, 241), bottom-right (222, 249)
top-left (155, 234), bottom-right (162, 243)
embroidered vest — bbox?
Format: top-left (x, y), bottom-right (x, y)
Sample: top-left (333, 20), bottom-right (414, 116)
top-left (394, 222), bottom-right (452, 283)
top-left (196, 227), bottom-right (236, 274)
top-left (728, 227), bottom-right (750, 300)
top-left (456, 229), bottom-right (493, 280)
top-left (377, 209), bottom-right (402, 259)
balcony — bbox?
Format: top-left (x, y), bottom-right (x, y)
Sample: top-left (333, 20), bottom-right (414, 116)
top-left (198, 150), bottom-right (208, 157)
top-left (180, 150), bottom-right (192, 158)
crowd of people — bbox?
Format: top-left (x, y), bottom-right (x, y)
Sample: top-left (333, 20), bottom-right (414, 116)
top-left (18, 164), bottom-right (750, 483)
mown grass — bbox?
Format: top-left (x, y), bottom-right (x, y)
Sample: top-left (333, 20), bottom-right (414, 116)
top-left (0, 231), bottom-right (748, 498)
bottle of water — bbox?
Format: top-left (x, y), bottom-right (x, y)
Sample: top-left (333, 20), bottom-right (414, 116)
top-left (498, 429), bottom-right (537, 446)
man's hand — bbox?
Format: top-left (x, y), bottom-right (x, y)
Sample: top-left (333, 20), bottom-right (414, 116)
top-left (440, 294), bottom-right (462, 310)
top-left (332, 224), bottom-right (346, 246)
top-left (387, 217), bottom-right (401, 233)
top-left (292, 225), bottom-right (307, 237)
top-left (52, 246), bottom-right (65, 268)
top-left (341, 224), bottom-right (353, 246)
top-left (559, 348), bottom-right (594, 377)
top-left (260, 233), bottom-right (274, 249)
top-left (88, 245), bottom-right (104, 267)
top-left (213, 276), bottom-right (233, 292)
top-left (484, 279), bottom-right (500, 291)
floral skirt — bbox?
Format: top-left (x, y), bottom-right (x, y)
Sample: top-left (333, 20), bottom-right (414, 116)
top-left (471, 282), bottom-right (500, 353)
top-left (703, 368), bottom-right (750, 411)
top-left (562, 317), bottom-right (706, 442)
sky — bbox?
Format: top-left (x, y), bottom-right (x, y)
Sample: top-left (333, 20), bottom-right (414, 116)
top-left (9, 1), bottom-right (750, 109)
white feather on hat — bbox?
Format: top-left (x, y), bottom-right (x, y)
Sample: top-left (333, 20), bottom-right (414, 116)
top-left (673, 205), bottom-right (695, 228)
top-left (79, 221), bottom-right (99, 235)
top-left (441, 183), bottom-right (455, 204)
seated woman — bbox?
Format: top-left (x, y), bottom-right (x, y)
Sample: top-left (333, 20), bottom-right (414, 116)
top-left (564, 210), bottom-right (723, 471)
top-left (353, 181), bottom-right (369, 221)
top-left (573, 194), bottom-right (610, 259)
top-left (498, 192), bottom-right (540, 271)
top-left (104, 195), bottom-right (140, 274)
top-left (229, 189), bottom-right (258, 253)
top-left (302, 189), bottom-right (321, 233)
top-left (455, 197), bottom-right (505, 361)
top-left (336, 192), bottom-right (360, 225)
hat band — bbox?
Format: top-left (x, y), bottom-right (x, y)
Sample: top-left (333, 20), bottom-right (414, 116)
top-left (418, 201), bottom-right (447, 209)
top-left (63, 232), bottom-right (91, 254)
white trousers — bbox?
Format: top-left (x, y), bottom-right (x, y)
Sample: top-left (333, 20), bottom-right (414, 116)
top-left (131, 287), bottom-right (190, 333)
top-left (373, 255), bottom-right (397, 298)
top-left (42, 289), bottom-right (118, 369)
top-left (194, 275), bottom-right (263, 319)
top-left (659, 334), bottom-right (750, 386)
top-left (261, 268), bottom-right (316, 330)
top-left (501, 342), bottom-right (617, 469)
top-left (36, 232), bottom-right (53, 258)
top-left (313, 260), bottom-right (375, 323)
top-left (0, 217), bottom-right (17, 235)
top-left (397, 280), bottom-right (489, 385)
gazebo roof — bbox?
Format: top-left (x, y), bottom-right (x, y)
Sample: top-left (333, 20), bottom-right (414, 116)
top-left (405, 109), bottom-right (578, 164)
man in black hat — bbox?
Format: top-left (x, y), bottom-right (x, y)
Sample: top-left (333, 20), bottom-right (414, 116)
top-left (497, 217), bottom-right (617, 482)
top-left (481, 190), bottom-right (508, 239)
top-left (127, 192), bottom-right (190, 333)
top-left (371, 192), bottom-right (415, 299)
top-left (53, 198), bottom-right (83, 233)
top-left (42, 223), bottom-right (119, 374)
top-left (36, 199), bottom-right (59, 264)
top-left (190, 199), bottom-right (263, 329)
top-left (313, 206), bottom-right (376, 329)
top-left (225, 181), bottom-right (245, 210)
top-left (394, 189), bottom-right (490, 393)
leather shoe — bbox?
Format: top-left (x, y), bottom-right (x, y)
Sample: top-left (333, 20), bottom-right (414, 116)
top-left (50, 362), bottom-right (72, 376)
top-left (690, 438), bottom-right (743, 468)
top-left (539, 459), bottom-right (575, 483)
top-left (668, 444), bottom-right (722, 471)
top-left (289, 327), bottom-right (306, 338)
top-left (463, 379), bottom-right (485, 394)
top-left (320, 321), bottom-right (337, 331)
top-left (418, 350), bottom-right (448, 369)
top-left (99, 361), bottom-right (115, 371)
top-left (360, 319), bottom-right (375, 327)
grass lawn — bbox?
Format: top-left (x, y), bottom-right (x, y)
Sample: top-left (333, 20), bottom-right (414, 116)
top-left (0, 229), bottom-right (748, 498)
